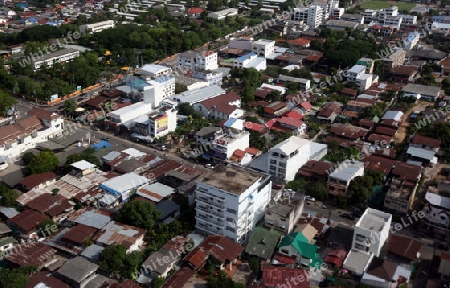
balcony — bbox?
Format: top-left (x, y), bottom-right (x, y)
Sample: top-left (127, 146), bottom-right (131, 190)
top-left (197, 197), bottom-right (225, 209)
top-left (196, 222), bottom-right (223, 234)
top-left (196, 206), bottom-right (225, 218)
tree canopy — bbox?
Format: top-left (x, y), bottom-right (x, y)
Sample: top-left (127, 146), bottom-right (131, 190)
top-left (0, 90), bottom-right (16, 117)
top-left (0, 184), bottom-right (19, 207)
top-left (27, 150), bottom-right (59, 175)
top-left (116, 200), bottom-right (161, 231)
top-left (97, 245), bottom-right (144, 279)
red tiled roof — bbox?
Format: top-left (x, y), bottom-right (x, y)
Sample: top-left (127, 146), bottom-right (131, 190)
top-left (390, 65), bottom-right (419, 76)
top-left (266, 119), bottom-right (277, 129)
top-left (392, 161), bottom-right (422, 182)
top-left (330, 123), bottom-right (368, 140)
top-left (28, 106), bottom-right (61, 122)
top-left (139, 160), bottom-right (182, 181)
top-left (273, 253), bottom-right (296, 264)
top-left (277, 116), bottom-right (304, 128)
top-left (324, 248), bottom-right (347, 267)
top-left (19, 172), bottom-right (57, 189)
top-left (254, 88), bottom-right (273, 99)
top-left (26, 271), bottom-right (70, 288)
top-left (17, 115), bottom-right (42, 131)
top-left (200, 235), bottom-right (244, 263)
top-left (439, 56), bottom-right (450, 68)
top-left (26, 194), bottom-right (72, 217)
top-left (363, 155), bottom-right (396, 174)
top-left (300, 101), bottom-right (312, 111)
top-left (368, 133), bottom-right (392, 145)
top-left (298, 160), bottom-right (336, 178)
top-left (375, 126), bottom-right (398, 136)
top-left (5, 242), bottom-right (56, 267)
top-left (188, 7), bottom-right (204, 14)
top-left (282, 110), bottom-right (303, 120)
top-left (340, 87), bottom-right (358, 96)
top-left (61, 224), bottom-right (97, 244)
top-left (84, 96), bottom-right (107, 109)
top-left (384, 234), bottom-right (422, 261)
top-left (287, 37), bottom-right (311, 46)
top-left (198, 92), bottom-right (240, 115)
top-left (263, 266), bottom-right (309, 288)
top-left (244, 122), bottom-right (266, 133)
top-left (8, 209), bottom-right (48, 232)
top-left (359, 119), bottom-right (375, 128)
top-left (162, 267), bottom-right (195, 288)
top-left (306, 53), bottom-right (322, 62)
top-left (410, 134), bottom-right (441, 148)
top-left (184, 247), bottom-right (208, 269)
top-left (366, 258), bottom-right (398, 281)
top-left (245, 147), bottom-right (259, 156)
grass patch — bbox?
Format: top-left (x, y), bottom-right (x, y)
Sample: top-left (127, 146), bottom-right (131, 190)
top-left (359, 1), bottom-right (416, 11)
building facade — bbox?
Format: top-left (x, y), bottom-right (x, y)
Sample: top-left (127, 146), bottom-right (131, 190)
top-left (292, 6), bottom-right (324, 29)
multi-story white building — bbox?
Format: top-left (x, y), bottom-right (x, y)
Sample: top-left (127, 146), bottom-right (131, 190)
top-left (384, 16), bottom-right (402, 29)
top-left (131, 106), bottom-right (177, 139)
top-left (79, 20), bottom-right (115, 34)
top-left (196, 50), bottom-right (218, 70)
top-left (252, 39), bottom-right (275, 58)
top-left (207, 8), bottom-right (238, 20)
top-left (343, 208), bottom-right (392, 276)
top-left (0, 107), bottom-right (64, 160)
top-left (292, 5), bottom-right (324, 29)
top-left (192, 70), bottom-right (223, 86)
top-left (356, 74), bottom-right (379, 92)
top-left (195, 165), bottom-right (272, 243)
top-left (177, 51), bottom-right (197, 70)
top-left (142, 75), bottom-right (176, 108)
top-left (400, 14), bottom-right (417, 25)
top-left (346, 65), bottom-right (366, 82)
top-left (331, 7), bottom-right (344, 19)
top-left (378, 6), bottom-right (398, 23)
top-left (32, 48), bottom-right (80, 70)
top-left (107, 102), bottom-right (153, 127)
top-left (139, 64), bottom-right (172, 79)
top-left (423, 184), bottom-right (450, 236)
top-left (233, 52), bottom-right (266, 71)
top-left (327, 160), bottom-right (364, 197)
top-left (403, 31), bottom-right (420, 51)
top-left (313, 0), bottom-right (339, 21)
top-left (361, 9), bottom-right (377, 24)
top-left (211, 128), bottom-right (250, 160)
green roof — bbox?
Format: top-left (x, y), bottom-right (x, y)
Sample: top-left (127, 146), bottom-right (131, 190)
top-left (245, 227), bottom-right (281, 260)
top-left (279, 232), bottom-right (318, 260)
top-left (0, 237), bottom-right (17, 247)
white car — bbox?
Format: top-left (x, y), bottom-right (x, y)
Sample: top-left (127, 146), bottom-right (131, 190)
top-left (0, 162), bottom-right (8, 171)
top-left (205, 164), bottom-right (214, 169)
top-left (305, 195), bottom-right (316, 202)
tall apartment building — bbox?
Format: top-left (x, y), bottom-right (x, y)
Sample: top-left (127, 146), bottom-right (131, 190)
top-left (378, 6), bottom-right (398, 23)
top-left (196, 50), bottom-right (218, 70)
top-left (313, 0), bottom-right (339, 21)
top-left (195, 165), bottom-right (272, 243)
top-left (292, 5), bottom-right (324, 29)
top-left (177, 50), bottom-right (218, 71)
top-left (79, 20), bottom-right (115, 34)
top-left (343, 208), bottom-right (392, 276)
top-left (252, 39), bottom-right (275, 58)
top-left (141, 76), bottom-right (176, 108)
top-left (361, 9), bottom-right (377, 24)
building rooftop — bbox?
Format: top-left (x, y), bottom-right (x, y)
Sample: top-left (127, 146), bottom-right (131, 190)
top-left (100, 172), bottom-right (148, 195)
top-left (71, 160), bottom-right (96, 170)
top-left (343, 249), bottom-right (373, 275)
top-left (271, 136), bottom-right (310, 156)
top-left (196, 164), bottom-right (268, 194)
top-left (402, 83), bottom-right (441, 98)
top-left (93, 221), bottom-right (146, 249)
top-left (57, 256), bottom-right (98, 284)
top-left (329, 160), bottom-right (364, 182)
top-left (356, 208), bottom-right (391, 231)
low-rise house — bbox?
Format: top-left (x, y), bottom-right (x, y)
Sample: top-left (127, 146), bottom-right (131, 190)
top-left (328, 224), bottom-right (354, 249)
top-left (409, 135), bottom-right (441, 153)
top-left (361, 257), bottom-right (410, 288)
top-left (384, 234), bottom-right (422, 263)
top-left (362, 155), bottom-right (395, 174)
top-left (317, 102), bottom-right (342, 122)
top-left (161, 267), bottom-right (196, 288)
top-left (327, 160), bottom-right (365, 198)
top-left (68, 208), bottom-right (113, 230)
top-left (25, 194), bottom-right (73, 222)
top-left (262, 266), bottom-right (310, 288)
top-left (329, 123), bottom-right (369, 141)
top-left (4, 242), bottom-right (56, 269)
top-left (138, 236), bottom-right (187, 283)
top-left (384, 162), bottom-right (422, 214)
top-left (277, 231), bottom-right (322, 269)
top-left (405, 146), bottom-right (437, 167)
top-left (155, 199), bottom-right (180, 224)
top-left (198, 235), bottom-right (244, 271)
top-left (265, 191), bottom-right (304, 234)
top-left (402, 83), bottom-right (441, 102)
top-left (92, 221), bottom-right (145, 252)
top-left (245, 227), bottom-right (282, 260)
top-left (100, 172), bottom-right (149, 203)
top-left (298, 160), bottom-right (336, 182)
top-left (7, 209), bottom-right (48, 240)
top-left (27, 271), bottom-right (71, 288)
top-left (18, 172), bottom-right (58, 191)
top-left (264, 101), bottom-right (287, 116)
top-left (56, 256), bottom-right (99, 288)
top-left (136, 182), bottom-right (175, 203)
top-left (324, 248), bottom-right (348, 268)
top-left (193, 92), bottom-right (243, 120)
top-left (389, 65), bottom-right (419, 83)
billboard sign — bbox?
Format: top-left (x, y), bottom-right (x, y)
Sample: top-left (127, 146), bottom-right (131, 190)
top-left (156, 115), bottom-right (168, 132)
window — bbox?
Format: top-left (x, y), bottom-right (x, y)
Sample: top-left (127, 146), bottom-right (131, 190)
top-left (355, 243), bottom-right (365, 250)
top-left (226, 217), bottom-right (233, 223)
top-left (270, 159), bottom-right (277, 164)
top-left (267, 221), bottom-right (274, 225)
top-left (270, 165), bottom-right (276, 171)
top-left (278, 168), bottom-right (286, 173)
top-left (281, 249), bottom-right (289, 254)
top-left (226, 226), bottom-right (236, 233)
top-left (280, 217), bottom-right (286, 222)
top-left (227, 208), bottom-right (237, 214)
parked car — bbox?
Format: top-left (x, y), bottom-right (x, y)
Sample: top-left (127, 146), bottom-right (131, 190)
top-left (91, 126), bottom-right (100, 131)
top-left (205, 164), bottom-right (214, 169)
top-left (101, 137), bottom-right (110, 141)
top-left (154, 144), bottom-right (166, 151)
top-left (340, 213), bottom-right (355, 221)
top-left (305, 195), bottom-right (316, 202)
top-left (0, 162), bottom-right (8, 171)
top-left (180, 153), bottom-right (190, 159)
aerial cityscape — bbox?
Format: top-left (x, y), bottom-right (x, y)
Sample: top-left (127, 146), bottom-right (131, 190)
top-left (0, 0), bottom-right (449, 287)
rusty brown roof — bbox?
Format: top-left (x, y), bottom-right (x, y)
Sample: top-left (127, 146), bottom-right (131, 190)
top-left (200, 235), bottom-right (244, 263)
top-left (8, 209), bottom-right (48, 232)
top-left (363, 155), bottom-right (396, 174)
top-left (384, 234), bottom-right (422, 260)
top-left (19, 172), bottom-right (58, 189)
top-left (184, 247), bottom-right (208, 269)
top-left (61, 224), bottom-right (97, 244)
top-left (26, 194), bottom-right (72, 217)
top-left (410, 134), bottom-right (441, 148)
top-left (5, 242), bottom-right (56, 267)
top-left (161, 267), bottom-right (195, 288)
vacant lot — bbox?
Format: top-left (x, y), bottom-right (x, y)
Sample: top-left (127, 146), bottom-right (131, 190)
top-left (359, 1), bottom-right (416, 11)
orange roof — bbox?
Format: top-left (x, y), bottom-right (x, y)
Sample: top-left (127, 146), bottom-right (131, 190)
top-left (245, 147), bottom-right (259, 156)
top-left (287, 38), bottom-right (311, 46)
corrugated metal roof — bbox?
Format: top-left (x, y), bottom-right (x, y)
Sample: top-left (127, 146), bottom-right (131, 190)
top-left (73, 210), bottom-right (112, 229)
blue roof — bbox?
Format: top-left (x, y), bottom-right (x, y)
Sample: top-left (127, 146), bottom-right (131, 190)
top-left (155, 200), bottom-right (180, 219)
top-left (237, 52), bottom-right (256, 62)
top-left (16, 3), bottom-right (27, 7)
top-left (224, 118), bottom-right (236, 127)
top-left (90, 140), bottom-right (111, 151)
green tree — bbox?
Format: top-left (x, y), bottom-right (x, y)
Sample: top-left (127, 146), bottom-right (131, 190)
top-left (27, 150), bottom-right (59, 175)
top-left (0, 90), bottom-right (16, 117)
top-left (123, 251), bottom-right (145, 280)
top-left (249, 130), bottom-right (267, 152)
top-left (152, 277), bottom-right (165, 288)
top-left (206, 271), bottom-right (246, 288)
top-left (39, 219), bottom-right (57, 237)
top-left (98, 245), bottom-right (127, 275)
top-left (175, 83), bottom-right (188, 94)
top-left (248, 257), bottom-right (260, 272)
top-left (0, 184), bottom-right (19, 207)
top-left (0, 266), bottom-right (36, 288)
top-left (177, 102), bottom-right (196, 116)
top-left (116, 200), bottom-right (161, 231)
top-left (22, 152), bottom-right (35, 165)
top-left (63, 148), bottom-right (100, 173)
top-left (63, 99), bottom-right (77, 115)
